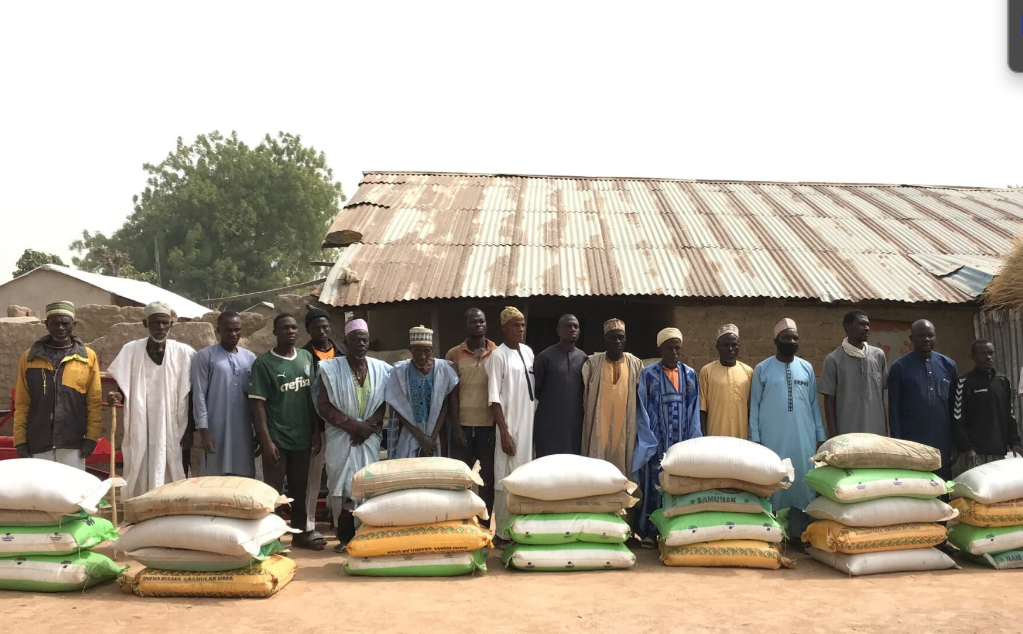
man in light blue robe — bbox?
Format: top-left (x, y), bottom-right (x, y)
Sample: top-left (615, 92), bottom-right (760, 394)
top-left (385, 326), bottom-right (459, 459)
top-left (315, 319), bottom-right (391, 553)
top-left (191, 311), bottom-right (257, 477)
top-left (749, 318), bottom-right (825, 512)
top-left (633, 327), bottom-right (701, 543)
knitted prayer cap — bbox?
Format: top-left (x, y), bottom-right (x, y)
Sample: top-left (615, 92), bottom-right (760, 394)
top-left (603, 318), bottom-right (625, 334)
top-left (500, 306), bottom-right (524, 325)
top-left (409, 325), bottom-right (434, 348)
top-left (45, 301), bottom-right (75, 319)
top-left (656, 327), bottom-right (683, 347)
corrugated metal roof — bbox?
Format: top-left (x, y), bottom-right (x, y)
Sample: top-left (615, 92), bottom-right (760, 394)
top-left (320, 172), bottom-right (1023, 307)
top-left (13, 265), bottom-right (211, 318)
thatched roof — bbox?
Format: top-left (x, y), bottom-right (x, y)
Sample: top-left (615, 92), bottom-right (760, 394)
top-left (984, 237), bottom-right (1023, 309)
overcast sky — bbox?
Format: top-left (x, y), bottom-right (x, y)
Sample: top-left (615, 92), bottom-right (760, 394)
top-left (2, 2), bottom-right (1020, 285)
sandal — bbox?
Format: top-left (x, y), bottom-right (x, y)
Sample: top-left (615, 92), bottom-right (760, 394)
top-left (307, 530), bottom-right (327, 547)
top-left (292, 532), bottom-right (326, 551)
top-left (333, 543), bottom-right (347, 554)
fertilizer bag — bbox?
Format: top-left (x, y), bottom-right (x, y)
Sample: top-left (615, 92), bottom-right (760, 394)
top-left (801, 520), bottom-right (947, 554)
top-left (347, 518), bottom-right (493, 557)
top-left (952, 459), bottom-right (1023, 504)
top-left (119, 554), bottom-right (296, 598)
top-left (0, 551), bottom-right (124, 592)
top-left (123, 476), bottom-right (289, 523)
top-left (651, 509), bottom-right (784, 547)
top-left (351, 457), bottom-right (483, 500)
top-left (811, 434), bottom-right (941, 471)
top-left (501, 542), bottom-right (635, 571)
top-left (0, 516), bottom-right (119, 557)
top-left (660, 437), bottom-right (794, 486)
top-left (345, 549), bottom-right (489, 577)
top-left (506, 490), bottom-right (638, 515)
top-left (947, 523), bottom-right (1023, 556)
top-left (0, 510), bottom-right (87, 527)
top-left (807, 547), bottom-right (957, 576)
top-left (503, 513), bottom-right (631, 545)
top-left (353, 489), bottom-right (488, 527)
top-left (805, 497), bottom-right (958, 527)
top-left (501, 455), bottom-right (632, 501)
top-left (661, 490), bottom-right (772, 518)
top-left (112, 514), bottom-right (296, 558)
top-left (805, 467), bottom-right (949, 503)
top-left (126, 541), bottom-right (287, 572)
top-left (0, 459), bottom-right (123, 515)
top-left (658, 473), bottom-right (788, 498)
top-left (659, 539), bottom-right (792, 569)
top-left (967, 549), bottom-right (1023, 570)
top-left (950, 497), bottom-right (1023, 527)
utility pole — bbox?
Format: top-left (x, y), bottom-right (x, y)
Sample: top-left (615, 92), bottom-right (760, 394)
top-left (153, 236), bottom-right (162, 287)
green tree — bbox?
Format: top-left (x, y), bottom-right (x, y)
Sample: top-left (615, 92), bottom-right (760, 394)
top-left (117, 131), bottom-right (343, 300)
top-left (68, 230), bottom-right (157, 283)
top-left (12, 249), bottom-right (64, 278)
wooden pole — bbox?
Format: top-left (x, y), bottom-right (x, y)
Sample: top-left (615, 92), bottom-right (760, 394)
top-left (110, 405), bottom-right (118, 526)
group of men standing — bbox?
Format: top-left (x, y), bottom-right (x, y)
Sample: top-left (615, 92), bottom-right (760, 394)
top-left (11, 300), bottom-right (1023, 551)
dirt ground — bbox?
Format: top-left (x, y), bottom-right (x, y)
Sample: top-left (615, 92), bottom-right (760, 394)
top-left (7, 533), bottom-right (1023, 634)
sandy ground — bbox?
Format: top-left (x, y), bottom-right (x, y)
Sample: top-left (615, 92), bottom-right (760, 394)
top-left (8, 531), bottom-right (1023, 634)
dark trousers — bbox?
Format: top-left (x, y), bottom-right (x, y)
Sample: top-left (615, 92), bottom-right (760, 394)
top-left (262, 447), bottom-right (311, 532)
top-left (450, 426), bottom-right (496, 516)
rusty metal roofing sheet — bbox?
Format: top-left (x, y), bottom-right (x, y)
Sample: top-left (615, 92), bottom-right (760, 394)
top-left (320, 172), bottom-right (1023, 307)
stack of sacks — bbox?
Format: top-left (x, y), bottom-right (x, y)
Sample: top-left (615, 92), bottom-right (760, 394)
top-left (499, 455), bottom-right (637, 572)
top-left (653, 437), bottom-right (793, 570)
top-left (113, 477), bottom-right (298, 598)
top-left (803, 434), bottom-right (957, 576)
top-left (345, 457), bottom-right (491, 577)
top-left (0, 459), bottom-right (124, 592)
top-left (948, 459), bottom-right (1023, 570)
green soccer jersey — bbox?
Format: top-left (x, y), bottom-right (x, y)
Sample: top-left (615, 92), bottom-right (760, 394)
top-left (248, 348), bottom-right (315, 451)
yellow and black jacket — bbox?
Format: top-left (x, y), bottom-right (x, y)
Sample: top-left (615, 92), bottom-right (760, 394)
top-left (13, 335), bottom-right (102, 453)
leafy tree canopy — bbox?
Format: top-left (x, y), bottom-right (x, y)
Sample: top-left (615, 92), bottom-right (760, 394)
top-left (13, 249), bottom-right (64, 278)
top-left (109, 131), bottom-right (344, 300)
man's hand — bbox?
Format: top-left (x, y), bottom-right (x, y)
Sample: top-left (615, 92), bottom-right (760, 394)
top-left (199, 429), bottom-right (216, 454)
top-left (79, 439), bottom-right (97, 459)
top-left (108, 391), bottom-right (122, 405)
top-left (419, 434), bottom-right (438, 457)
top-left (1012, 445), bottom-right (1023, 459)
top-left (312, 431), bottom-right (323, 457)
top-left (15, 443), bottom-right (30, 459)
top-left (451, 424), bottom-right (467, 449)
top-left (181, 430), bottom-right (193, 451)
top-left (261, 438), bottom-right (280, 467)
top-left (500, 429), bottom-right (517, 457)
top-left (966, 449), bottom-right (979, 470)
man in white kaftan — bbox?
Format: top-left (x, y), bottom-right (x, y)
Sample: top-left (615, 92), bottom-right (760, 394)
top-left (108, 302), bottom-right (195, 499)
top-left (486, 307), bottom-right (535, 541)
top-left (314, 319), bottom-right (391, 553)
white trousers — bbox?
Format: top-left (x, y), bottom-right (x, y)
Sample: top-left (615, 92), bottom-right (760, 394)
top-left (32, 448), bottom-right (86, 470)
top-left (305, 448), bottom-right (326, 532)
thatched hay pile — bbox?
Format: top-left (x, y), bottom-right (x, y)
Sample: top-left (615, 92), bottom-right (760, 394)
top-left (984, 237), bottom-right (1023, 309)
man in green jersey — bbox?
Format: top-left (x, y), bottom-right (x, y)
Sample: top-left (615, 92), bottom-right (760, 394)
top-left (249, 313), bottom-right (323, 550)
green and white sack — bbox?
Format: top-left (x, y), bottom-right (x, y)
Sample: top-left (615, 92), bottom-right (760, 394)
top-left (952, 459), bottom-right (1023, 504)
top-left (651, 509), bottom-right (784, 547)
top-left (0, 516), bottom-right (119, 557)
top-left (805, 467), bottom-right (949, 503)
top-left (126, 540), bottom-right (287, 572)
top-left (0, 551), bottom-right (125, 592)
top-left (345, 549), bottom-right (488, 577)
top-left (661, 490), bottom-right (772, 518)
top-left (947, 523), bottom-right (1023, 556)
top-left (966, 549), bottom-right (1023, 570)
top-left (807, 547), bottom-right (958, 576)
top-left (805, 496), bottom-right (958, 527)
top-left (501, 542), bottom-right (635, 571)
top-left (0, 509), bottom-right (87, 527)
top-left (503, 513), bottom-right (631, 545)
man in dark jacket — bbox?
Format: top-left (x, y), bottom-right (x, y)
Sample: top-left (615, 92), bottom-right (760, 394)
top-left (951, 339), bottom-right (1023, 476)
top-left (14, 301), bottom-right (102, 469)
